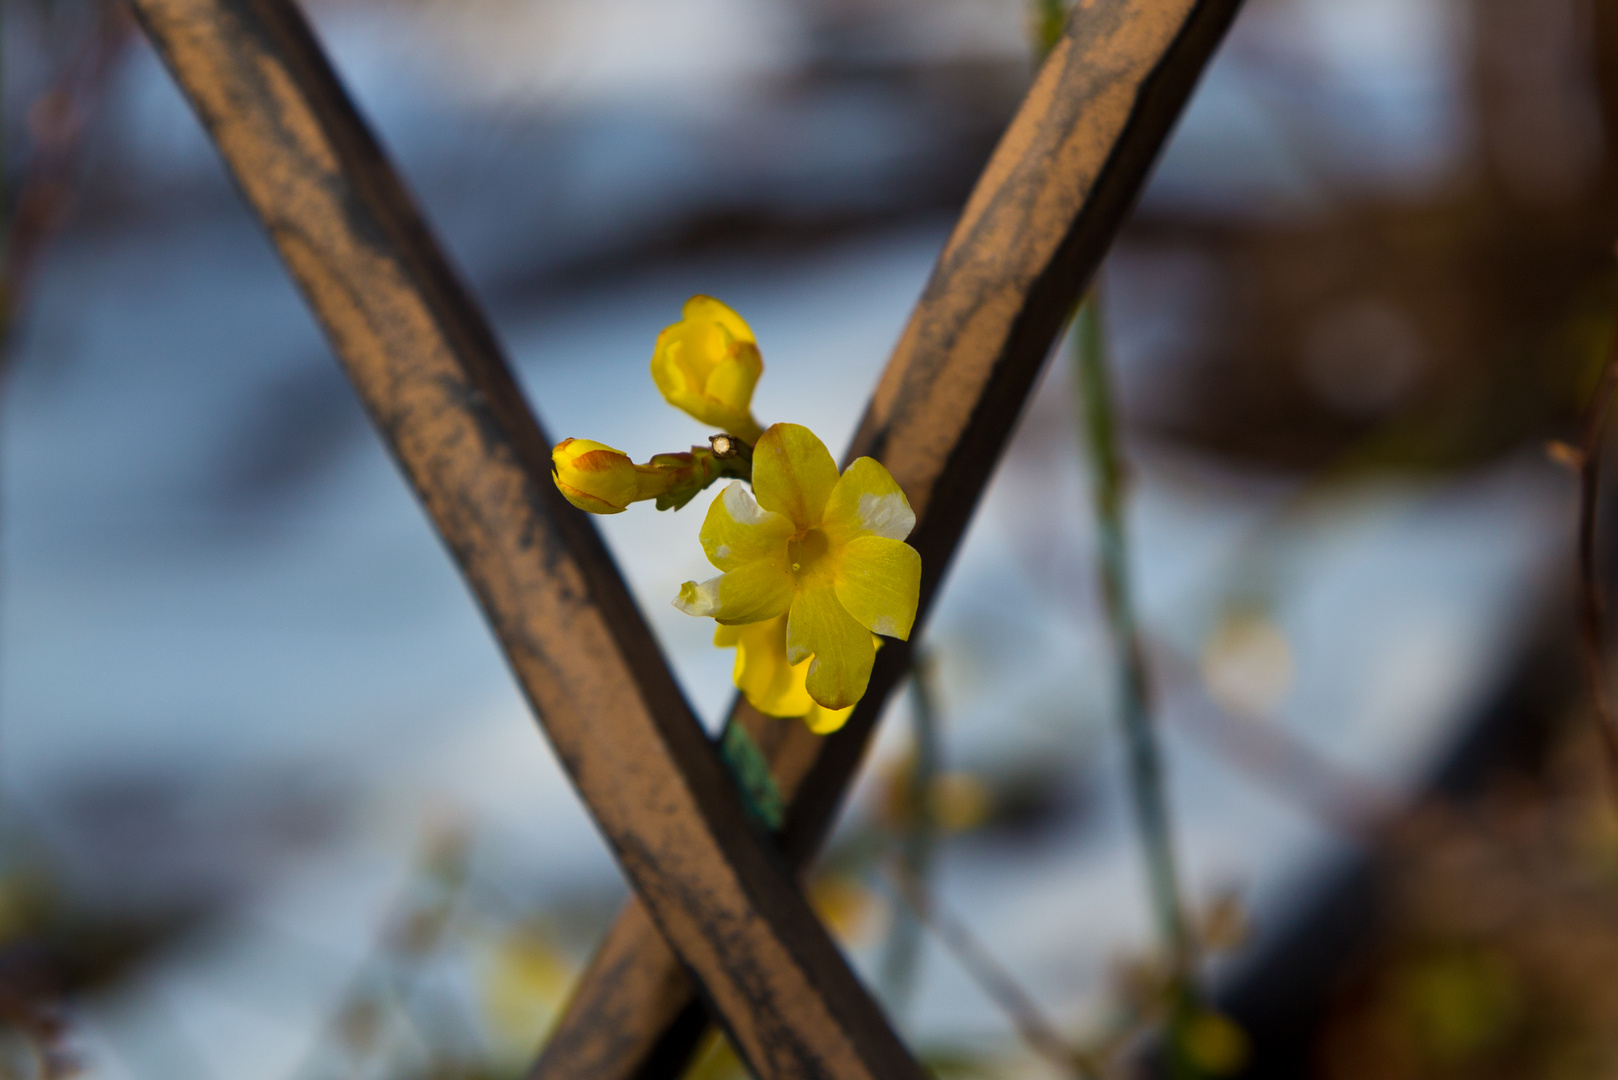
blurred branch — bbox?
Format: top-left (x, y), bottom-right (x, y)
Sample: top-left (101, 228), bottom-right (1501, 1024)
top-left (294, 822), bottom-right (474, 1080)
top-left (1151, 641), bottom-right (1396, 838)
top-left (881, 861), bottom-right (1096, 1080)
top-left (877, 651), bottom-right (943, 1014)
top-left (0, 988), bottom-right (77, 1080)
top-left (1568, 248), bottom-right (1618, 814)
top-left (1041, 5), bottom-right (1201, 1072)
top-left (1074, 296), bottom-right (1197, 990)
top-left (0, 0), bottom-right (132, 368)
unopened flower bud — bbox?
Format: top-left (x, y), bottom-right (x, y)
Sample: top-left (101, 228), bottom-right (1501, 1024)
top-left (552, 438), bottom-right (641, 514)
top-left (650, 296), bottom-right (764, 441)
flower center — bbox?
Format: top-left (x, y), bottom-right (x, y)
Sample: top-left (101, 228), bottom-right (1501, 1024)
top-left (788, 528), bottom-right (830, 578)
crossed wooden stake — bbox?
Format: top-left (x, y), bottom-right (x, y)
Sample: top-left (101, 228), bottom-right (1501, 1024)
top-left (124, 0), bottom-right (1244, 1075)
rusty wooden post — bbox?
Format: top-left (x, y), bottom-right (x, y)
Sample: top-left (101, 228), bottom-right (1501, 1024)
top-left (530, 0), bottom-right (1247, 1075)
top-left (126, 2), bottom-right (928, 1077)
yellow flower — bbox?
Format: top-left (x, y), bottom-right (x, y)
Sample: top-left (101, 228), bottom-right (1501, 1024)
top-left (650, 296), bottom-right (764, 441)
top-left (481, 927), bottom-right (574, 1063)
top-left (675, 423), bottom-right (920, 711)
top-left (715, 615), bottom-right (856, 734)
top-left (552, 438), bottom-right (670, 514)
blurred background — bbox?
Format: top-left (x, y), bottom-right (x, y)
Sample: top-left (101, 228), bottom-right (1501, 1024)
top-left (0, 0), bottom-right (1615, 1076)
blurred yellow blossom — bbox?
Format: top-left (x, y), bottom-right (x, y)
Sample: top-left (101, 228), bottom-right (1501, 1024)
top-left (1179, 1011), bottom-right (1250, 1076)
top-left (651, 296), bottom-right (764, 441)
top-left (930, 772), bottom-right (992, 832)
top-left (810, 871), bottom-right (882, 946)
top-left (481, 926), bottom-right (574, 1062)
top-left (675, 423), bottom-right (920, 711)
top-left (1201, 610), bottom-right (1293, 718)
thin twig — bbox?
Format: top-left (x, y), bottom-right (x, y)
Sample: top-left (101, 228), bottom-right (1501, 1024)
top-left (293, 822), bottom-right (474, 1080)
top-left (1149, 641), bottom-right (1395, 837)
top-left (1, 0), bottom-right (132, 364)
top-left (1074, 295), bottom-right (1207, 1080)
top-left (1572, 253), bottom-right (1618, 814)
top-left (1073, 297), bottom-right (1196, 981)
top-left (0, 0), bottom-right (132, 846)
top-left (878, 651), bottom-right (943, 1012)
top-left (1037, 3), bottom-right (1200, 1072)
top-left (0, 987), bottom-right (77, 1079)
top-left (882, 862), bottom-right (1097, 1079)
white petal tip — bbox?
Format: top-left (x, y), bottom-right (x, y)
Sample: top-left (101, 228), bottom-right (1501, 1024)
top-left (674, 577), bottom-right (722, 617)
top-left (857, 492), bottom-right (915, 540)
top-left (722, 481), bottom-right (779, 526)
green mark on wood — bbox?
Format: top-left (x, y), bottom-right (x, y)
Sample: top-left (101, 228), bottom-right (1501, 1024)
top-left (720, 723), bottom-right (784, 832)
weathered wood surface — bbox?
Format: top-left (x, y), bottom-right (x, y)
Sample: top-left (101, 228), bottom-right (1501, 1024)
top-left (126, 2), bottom-right (928, 1077)
top-left (529, 0), bottom-right (1246, 1076)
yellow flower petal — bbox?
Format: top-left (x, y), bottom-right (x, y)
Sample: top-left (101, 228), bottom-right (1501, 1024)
top-left (704, 355), bottom-right (762, 429)
top-left (822, 457), bottom-right (916, 546)
top-left (675, 559), bottom-right (793, 625)
top-left (719, 615), bottom-right (814, 717)
top-left (699, 482), bottom-right (794, 571)
top-left (787, 578), bottom-right (876, 710)
top-left (753, 423), bottom-right (839, 532)
top-left (805, 702), bottom-right (855, 735)
top-left (682, 295), bottom-right (755, 345)
top-left (714, 615), bottom-right (865, 731)
top-left (833, 535), bottom-right (920, 640)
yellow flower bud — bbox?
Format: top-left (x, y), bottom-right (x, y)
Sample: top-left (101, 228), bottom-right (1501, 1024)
top-left (650, 296), bottom-right (764, 441)
top-left (552, 438), bottom-right (641, 514)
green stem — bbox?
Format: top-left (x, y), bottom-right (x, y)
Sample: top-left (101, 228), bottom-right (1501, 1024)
top-left (643, 445), bottom-right (751, 512)
top-left (1073, 296), bottom-right (1199, 1040)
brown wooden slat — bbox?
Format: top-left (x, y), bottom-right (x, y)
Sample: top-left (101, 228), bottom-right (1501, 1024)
top-left (530, 0), bottom-right (1246, 1075)
top-left (125, 2), bottom-right (928, 1077)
